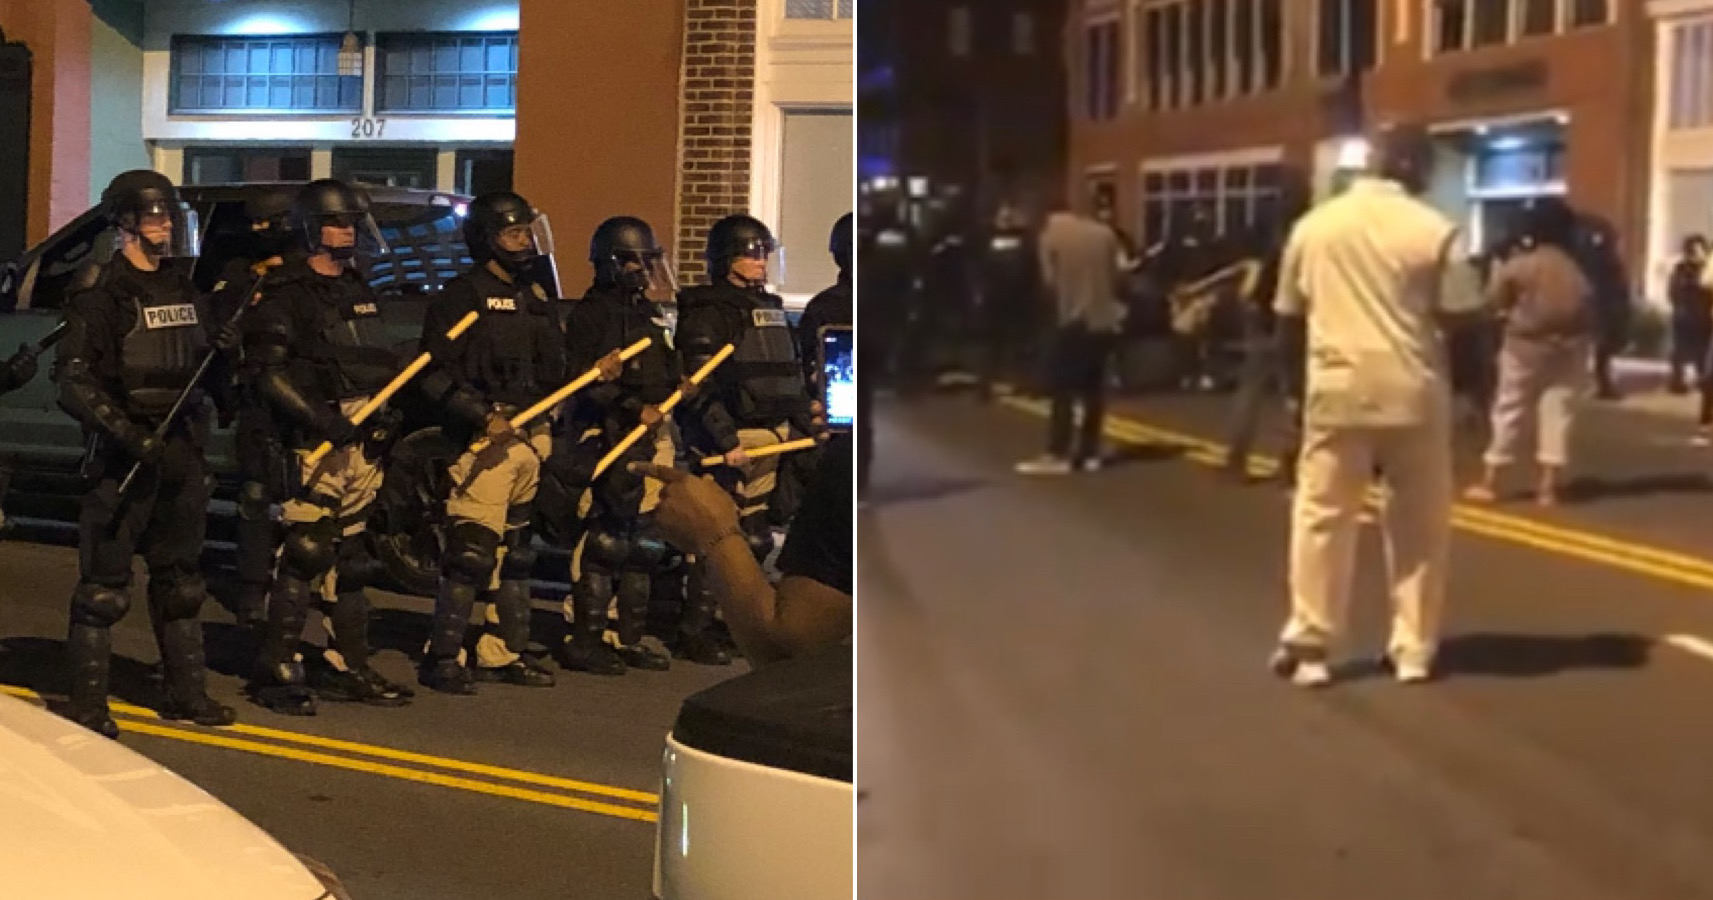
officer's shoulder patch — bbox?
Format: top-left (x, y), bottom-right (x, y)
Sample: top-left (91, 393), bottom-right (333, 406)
top-left (142, 304), bottom-right (199, 330)
top-left (486, 296), bottom-right (518, 312)
top-left (751, 308), bottom-right (787, 328)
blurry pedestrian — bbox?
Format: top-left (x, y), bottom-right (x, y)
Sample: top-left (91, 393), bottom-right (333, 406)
top-left (1669, 235), bottom-right (1711, 395)
top-left (1015, 188), bottom-right (1125, 475)
top-left (1463, 199), bottom-right (1595, 506)
top-left (1268, 123), bottom-right (1488, 687)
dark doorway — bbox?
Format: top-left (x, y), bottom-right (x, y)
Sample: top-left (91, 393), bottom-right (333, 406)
top-left (184, 147), bottom-right (313, 185)
top-left (0, 32), bottom-right (32, 265)
top-left (331, 147), bottom-right (439, 189)
top-left (455, 148), bottom-right (514, 196)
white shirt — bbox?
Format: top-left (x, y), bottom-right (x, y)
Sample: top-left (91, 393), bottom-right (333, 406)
top-left (1274, 177), bottom-right (1485, 426)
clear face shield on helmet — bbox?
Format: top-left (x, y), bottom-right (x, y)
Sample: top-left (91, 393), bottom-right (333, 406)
top-left (311, 211), bottom-right (390, 264)
top-left (117, 198), bottom-right (202, 260)
top-left (728, 237), bottom-right (784, 290)
top-left (608, 246), bottom-right (679, 302)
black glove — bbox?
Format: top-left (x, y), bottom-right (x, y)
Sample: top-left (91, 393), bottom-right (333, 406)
top-left (314, 410), bottom-right (360, 449)
top-left (214, 320), bottom-right (242, 352)
top-left (2, 344), bottom-right (38, 390)
top-left (117, 427), bottom-right (163, 466)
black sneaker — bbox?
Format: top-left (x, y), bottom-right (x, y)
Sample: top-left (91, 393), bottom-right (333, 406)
top-left (674, 632), bottom-right (733, 666)
top-left (319, 667), bottom-right (414, 706)
top-left (417, 659), bottom-right (477, 695)
top-left (474, 656), bottom-right (556, 687)
top-left (248, 681), bottom-right (317, 716)
top-left (616, 642), bottom-right (671, 671)
top-left (66, 705), bottom-right (120, 739)
top-left (557, 640), bottom-right (626, 676)
top-left (161, 693), bottom-right (238, 727)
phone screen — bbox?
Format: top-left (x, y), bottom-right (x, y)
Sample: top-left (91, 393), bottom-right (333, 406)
top-left (818, 325), bottom-right (854, 432)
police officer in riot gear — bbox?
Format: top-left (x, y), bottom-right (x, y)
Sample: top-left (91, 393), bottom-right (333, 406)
top-left (53, 169), bottom-right (236, 737)
top-left (677, 215), bottom-right (813, 571)
top-left (417, 191), bottom-right (568, 694)
top-left (210, 190), bottom-right (296, 628)
top-left (976, 201), bottom-right (1038, 399)
top-left (0, 341), bottom-right (43, 530)
top-left (797, 213), bottom-right (853, 387)
top-left (558, 215), bottom-right (701, 674)
top-left (244, 179), bottom-right (413, 715)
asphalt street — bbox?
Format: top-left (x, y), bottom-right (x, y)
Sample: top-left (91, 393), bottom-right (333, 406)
top-left (0, 537), bottom-right (741, 900)
top-left (860, 390), bottom-right (1713, 900)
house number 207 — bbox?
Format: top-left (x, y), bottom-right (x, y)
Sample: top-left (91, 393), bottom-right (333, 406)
top-left (351, 117), bottom-right (388, 139)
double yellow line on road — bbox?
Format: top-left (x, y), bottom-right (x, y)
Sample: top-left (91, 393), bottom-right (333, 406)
top-left (999, 397), bottom-right (1713, 591)
top-left (0, 684), bottom-right (661, 824)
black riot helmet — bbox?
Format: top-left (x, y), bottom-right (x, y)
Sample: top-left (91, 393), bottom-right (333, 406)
top-left (288, 178), bottom-right (388, 263)
top-left (830, 212), bottom-right (853, 274)
top-left (465, 191), bottom-right (553, 274)
top-left (705, 214), bottom-right (780, 286)
top-left (101, 169), bottom-right (200, 259)
top-left (245, 188), bottom-right (297, 259)
top-left (589, 216), bottom-right (675, 295)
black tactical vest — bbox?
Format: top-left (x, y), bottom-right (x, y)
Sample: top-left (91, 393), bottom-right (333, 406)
top-left (117, 274), bottom-right (208, 417)
top-left (303, 278), bottom-right (396, 400)
top-left (730, 294), bottom-right (806, 423)
top-left (461, 267), bottom-right (557, 406)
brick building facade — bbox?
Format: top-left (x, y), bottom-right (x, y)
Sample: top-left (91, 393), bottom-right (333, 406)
top-left (860, 0), bottom-right (1069, 226)
top-left (1066, 0), bottom-right (1647, 286)
top-left (674, 0), bottom-right (758, 284)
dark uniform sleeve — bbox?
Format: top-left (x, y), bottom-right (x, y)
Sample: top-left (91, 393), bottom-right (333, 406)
top-left (533, 298), bottom-right (567, 390)
top-left (55, 287), bottom-right (144, 445)
top-left (564, 301), bottom-right (642, 420)
top-left (676, 301), bottom-right (741, 454)
top-left (797, 292), bottom-right (830, 388)
top-left (776, 434), bottom-right (853, 596)
top-left (245, 290), bottom-right (335, 436)
top-left (416, 282), bottom-right (489, 428)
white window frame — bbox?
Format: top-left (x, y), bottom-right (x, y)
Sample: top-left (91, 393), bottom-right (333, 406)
top-left (1085, 11), bottom-right (1123, 120)
top-left (1125, 0), bottom-right (1141, 104)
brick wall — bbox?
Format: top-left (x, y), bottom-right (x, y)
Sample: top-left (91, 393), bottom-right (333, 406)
top-left (672, 0), bottom-right (757, 284)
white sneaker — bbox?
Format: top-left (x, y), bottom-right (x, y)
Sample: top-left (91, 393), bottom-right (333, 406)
top-left (1392, 659), bottom-right (1432, 684)
top-left (1080, 456), bottom-right (1103, 473)
top-left (1693, 429), bottom-right (1711, 447)
top-left (1269, 646), bottom-right (1332, 688)
top-left (1015, 455), bottom-right (1074, 476)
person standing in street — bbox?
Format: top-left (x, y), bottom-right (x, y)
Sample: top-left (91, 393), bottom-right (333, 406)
top-left (975, 200), bottom-right (1040, 400)
top-left (243, 179), bottom-right (414, 715)
top-left (1463, 199), bottom-right (1596, 507)
top-left (1668, 235), bottom-right (1711, 395)
top-left (415, 191), bottom-right (567, 694)
top-left (1015, 190), bottom-right (1125, 475)
top-left (54, 170), bottom-right (237, 737)
top-left (1268, 123), bottom-right (1488, 688)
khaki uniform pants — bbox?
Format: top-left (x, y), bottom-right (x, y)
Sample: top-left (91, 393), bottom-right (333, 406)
top-left (282, 398), bottom-right (385, 669)
top-left (732, 423), bottom-right (795, 518)
top-left (1282, 400), bottom-right (1454, 668)
top-left (445, 419), bottom-right (553, 669)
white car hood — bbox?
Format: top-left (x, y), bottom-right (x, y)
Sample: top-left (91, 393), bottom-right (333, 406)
top-left (0, 694), bottom-right (328, 900)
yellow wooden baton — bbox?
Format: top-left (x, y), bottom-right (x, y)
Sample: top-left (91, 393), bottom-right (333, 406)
top-left (591, 343), bottom-right (735, 479)
top-left (698, 436), bottom-right (819, 469)
top-left (303, 309), bottom-right (480, 466)
top-left (467, 336), bottom-right (654, 454)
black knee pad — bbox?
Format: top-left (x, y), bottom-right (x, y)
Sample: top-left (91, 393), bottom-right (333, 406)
top-left (152, 573), bottom-right (207, 621)
top-left (70, 582), bottom-right (131, 628)
top-left (627, 532), bottom-right (674, 574)
top-left (442, 521), bottom-right (500, 586)
top-left (238, 480), bottom-right (272, 522)
top-left (582, 523), bottom-right (632, 574)
top-left (279, 519), bottom-right (339, 582)
top-left (336, 532), bottom-right (388, 591)
top-left (743, 529), bottom-right (774, 564)
top-left (499, 532), bottom-right (538, 581)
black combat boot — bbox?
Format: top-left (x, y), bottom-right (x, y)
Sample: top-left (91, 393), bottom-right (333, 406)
top-left (418, 580), bottom-right (479, 695)
top-left (612, 572), bottom-right (670, 671)
top-left (65, 623), bottom-right (119, 739)
top-left (157, 617), bottom-right (237, 726)
top-left (248, 575), bottom-right (317, 715)
top-left (558, 572), bottom-right (625, 676)
top-left (474, 580), bottom-right (554, 686)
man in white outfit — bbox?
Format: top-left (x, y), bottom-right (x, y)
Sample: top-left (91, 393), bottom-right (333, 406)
top-left (1268, 124), bottom-right (1488, 687)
